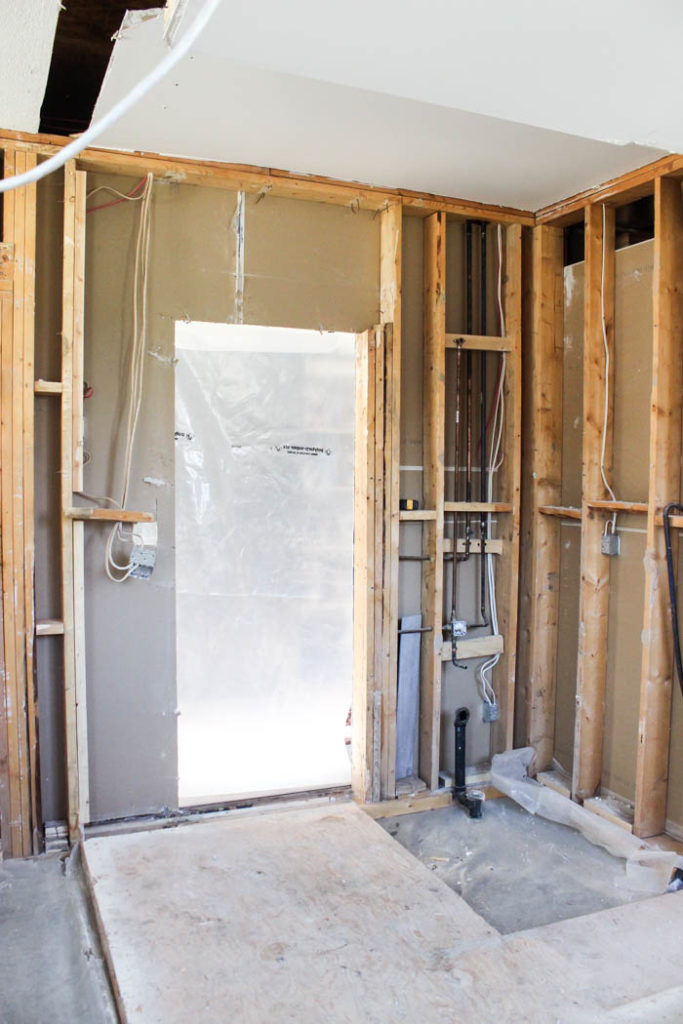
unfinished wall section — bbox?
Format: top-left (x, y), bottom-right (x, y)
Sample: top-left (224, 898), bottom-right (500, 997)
top-left (525, 168), bottom-right (683, 842)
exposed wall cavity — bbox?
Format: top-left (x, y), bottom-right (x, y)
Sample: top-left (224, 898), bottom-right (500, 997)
top-left (35, 175), bottom-right (380, 822)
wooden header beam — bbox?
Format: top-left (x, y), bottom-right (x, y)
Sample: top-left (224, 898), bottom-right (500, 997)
top-left (536, 154), bottom-right (683, 226)
top-left (0, 128), bottom-right (533, 226)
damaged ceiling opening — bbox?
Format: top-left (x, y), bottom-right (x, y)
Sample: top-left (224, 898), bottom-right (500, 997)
top-left (39, 0), bottom-right (153, 136)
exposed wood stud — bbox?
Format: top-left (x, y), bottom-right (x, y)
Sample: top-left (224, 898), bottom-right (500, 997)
top-left (634, 177), bottom-right (683, 838)
top-left (523, 225), bottom-right (564, 770)
top-left (573, 203), bottom-right (616, 803)
top-left (61, 160), bottom-right (83, 845)
top-left (493, 223), bottom-right (523, 752)
top-left (352, 330), bottom-right (378, 804)
top-left (378, 200), bottom-right (402, 799)
top-left (0, 147), bottom-right (39, 857)
top-left (419, 212), bottom-right (446, 790)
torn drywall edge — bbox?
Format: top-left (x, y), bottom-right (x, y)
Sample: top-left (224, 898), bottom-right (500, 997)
top-left (491, 747), bottom-right (681, 893)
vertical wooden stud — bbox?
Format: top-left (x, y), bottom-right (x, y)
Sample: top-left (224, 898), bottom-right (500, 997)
top-left (61, 160), bottom-right (82, 843)
top-left (0, 148), bottom-right (39, 857)
top-left (573, 203), bottom-right (615, 802)
top-left (493, 224), bottom-right (524, 753)
top-left (71, 170), bottom-right (89, 826)
top-left (379, 202), bottom-right (402, 798)
top-left (352, 330), bottom-right (379, 803)
top-left (634, 177), bottom-right (683, 837)
top-left (419, 212), bottom-right (445, 789)
top-left (522, 225), bottom-right (564, 768)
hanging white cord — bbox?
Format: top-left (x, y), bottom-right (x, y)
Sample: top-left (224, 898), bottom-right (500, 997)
top-left (600, 203), bottom-right (618, 536)
top-left (105, 173), bottom-right (154, 582)
top-left (0, 0), bottom-right (221, 194)
top-left (478, 224), bottom-right (506, 705)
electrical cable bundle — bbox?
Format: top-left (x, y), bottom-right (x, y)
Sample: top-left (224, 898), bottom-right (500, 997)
top-left (104, 173), bottom-right (154, 582)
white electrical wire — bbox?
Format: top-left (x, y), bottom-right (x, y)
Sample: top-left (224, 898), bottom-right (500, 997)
top-left (105, 173), bottom-right (154, 582)
top-left (0, 0), bottom-right (221, 194)
top-left (478, 224), bottom-right (507, 705)
top-left (600, 203), bottom-right (618, 536)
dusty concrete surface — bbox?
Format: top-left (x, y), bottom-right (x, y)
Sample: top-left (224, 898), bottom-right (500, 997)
top-left (379, 796), bottom-right (647, 934)
top-left (0, 848), bottom-right (117, 1024)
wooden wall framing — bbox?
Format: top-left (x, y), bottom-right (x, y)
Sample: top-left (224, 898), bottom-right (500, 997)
top-left (525, 164), bottom-right (683, 840)
top-left (5, 125), bottom-right (681, 852)
top-left (0, 149), bottom-right (39, 858)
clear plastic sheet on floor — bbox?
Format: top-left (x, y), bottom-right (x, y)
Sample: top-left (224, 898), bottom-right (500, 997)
top-left (491, 747), bottom-right (681, 893)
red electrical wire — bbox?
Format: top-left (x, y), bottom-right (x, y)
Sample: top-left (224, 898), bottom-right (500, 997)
top-left (86, 176), bottom-right (147, 215)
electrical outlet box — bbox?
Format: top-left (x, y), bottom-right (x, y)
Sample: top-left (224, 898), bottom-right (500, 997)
top-left (482, 701), bottom-right (499, 723)
top-left (130, 520), bottom-right (157, 579)
top-left (601, 532), bottom-right (620, 557)
top-left (132, 521), bottom-right (158, 548)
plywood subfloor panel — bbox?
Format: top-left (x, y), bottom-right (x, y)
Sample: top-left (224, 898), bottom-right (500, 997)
top-left (83, 801), bottom-right (683, 1024)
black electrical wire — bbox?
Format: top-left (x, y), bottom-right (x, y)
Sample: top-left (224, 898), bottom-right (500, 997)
top-left (664, 502), bottom-right (683, 698)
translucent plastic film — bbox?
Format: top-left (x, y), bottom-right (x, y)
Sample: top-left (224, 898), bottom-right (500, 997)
top-left (492, 748), bottom-right (681, 892)
top-left (175, 323), bottom-right (356, 805)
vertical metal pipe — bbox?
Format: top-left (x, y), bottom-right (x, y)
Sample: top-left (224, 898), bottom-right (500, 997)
top-left (464, 222), bottom-right (473, 560)
top-left (452, 344), bottom-right (463, 611)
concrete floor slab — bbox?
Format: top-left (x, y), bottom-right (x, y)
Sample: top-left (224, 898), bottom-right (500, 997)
top-left (0, 849), bottom-right (117, 1024)
top-left (379, 796), bottom-right (648, 933)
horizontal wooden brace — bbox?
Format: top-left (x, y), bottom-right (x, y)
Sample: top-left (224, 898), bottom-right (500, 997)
top-left (442, 634), bottom-right (505, 662)
top-left (399, 509), bottom-right (436, 521)
top-left (586, 500), bottom-right (648, 514)
top-left (445, 333), bottom-right (510, 352)
top-left (538, 505), bottom-right (582, 520)
top-left (443, 538), bottom-right (503, 555)
top-left (66, 507), bottom-right (154, 523)
top-left (444, 502), bottom-right (512, 513)
top-left (36, 619), bottom-right (64, 636)
top-left (34, 380), bottom-right (63, 394)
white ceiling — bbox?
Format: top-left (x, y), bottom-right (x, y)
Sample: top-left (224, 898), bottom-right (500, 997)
top-left (90, 2), bottom-right (679, 209)
top-left (0, 0), bottom-right (60, 133)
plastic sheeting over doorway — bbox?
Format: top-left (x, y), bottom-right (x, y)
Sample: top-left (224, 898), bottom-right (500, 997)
top-left (175, 323), bottom-right (356, 805)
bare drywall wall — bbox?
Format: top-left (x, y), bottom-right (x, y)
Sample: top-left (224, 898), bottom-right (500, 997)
top-left (33, 175), bottom-right (380, 822)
